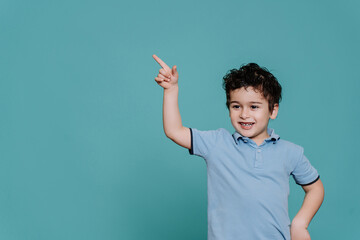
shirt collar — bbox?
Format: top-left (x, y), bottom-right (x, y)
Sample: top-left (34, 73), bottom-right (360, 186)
top-left (232, 127), bottom-right (280, 145)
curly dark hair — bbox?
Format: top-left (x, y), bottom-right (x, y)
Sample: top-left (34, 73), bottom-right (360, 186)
top-left (222, 63), bottom-right (282, 113)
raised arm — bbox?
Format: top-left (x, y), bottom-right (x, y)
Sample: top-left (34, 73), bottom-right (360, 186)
top-left (153, 54), bottom-right (191, 150)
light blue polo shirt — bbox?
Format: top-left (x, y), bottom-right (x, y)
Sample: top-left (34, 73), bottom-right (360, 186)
top-left (189, 127), bottom-right (319, 240)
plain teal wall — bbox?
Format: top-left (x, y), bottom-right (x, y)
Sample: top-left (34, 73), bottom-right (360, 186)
top-left (1, 0), bottom-right (359, 239)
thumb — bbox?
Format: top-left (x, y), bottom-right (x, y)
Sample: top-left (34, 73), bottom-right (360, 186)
top-left (172, 65), bottom-right (178, 76)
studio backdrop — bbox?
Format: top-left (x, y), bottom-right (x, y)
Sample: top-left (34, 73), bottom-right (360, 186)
top-left (1, 0), bottom-right (359, 239)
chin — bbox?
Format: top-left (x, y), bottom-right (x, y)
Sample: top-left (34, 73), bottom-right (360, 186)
top-left (237, 129), bottom-right (252, 136)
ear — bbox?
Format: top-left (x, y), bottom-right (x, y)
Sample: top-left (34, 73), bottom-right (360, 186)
top-left (269, 104), bottom-right (279, 120)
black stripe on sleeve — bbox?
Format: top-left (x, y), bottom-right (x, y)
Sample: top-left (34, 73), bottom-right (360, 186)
top-left (188, 128), bottom-right (194, 155)
top-left (298, 175), bottom-right (320, 186)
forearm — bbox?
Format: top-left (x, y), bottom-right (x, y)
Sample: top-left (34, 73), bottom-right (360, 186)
top-left (162, 84), bottom-right (183, 138)
top-left (292, 180), bottom-right (324, 228)
top-left (153, 55), bottom-right (190, 148)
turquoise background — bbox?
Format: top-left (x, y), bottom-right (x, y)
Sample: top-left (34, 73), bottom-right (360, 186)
top-left (1, 0), bottom-right (359, 239)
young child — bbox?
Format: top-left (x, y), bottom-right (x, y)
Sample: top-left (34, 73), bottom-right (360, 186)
top-left (153, 54), bottom-right (324, 240)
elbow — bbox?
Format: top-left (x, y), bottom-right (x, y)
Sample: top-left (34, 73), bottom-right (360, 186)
top-left (164, 126), bottom-right (183, 140)
top-left (164, 129), bottom-right (176, 141)
top-left (164, 131), bottom-right (173, 140)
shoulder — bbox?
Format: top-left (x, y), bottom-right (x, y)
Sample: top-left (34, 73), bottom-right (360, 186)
top-left (214, 128), bottom-right (234, 141)
top-left (216, 127), bottom-right (232, 135)
top-left (189, 127), bottom-right (232, 157)
top-left (276, 138), bottom-right (310, 168)
top-left (276, 138), bottom-right (304, 153)
top-left (274, 139), bottom-right (306, 164)
top-left (189, 127), bottom-right (233, 146)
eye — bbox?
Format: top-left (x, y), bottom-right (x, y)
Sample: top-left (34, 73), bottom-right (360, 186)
top-left (251, 105), bottom-right (259, 109)
top-left (232, 105), bottom-right (240, 109)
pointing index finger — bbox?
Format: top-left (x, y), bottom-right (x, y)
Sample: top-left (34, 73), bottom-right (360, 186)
top-left (153, 54), bottom-right (170, 70)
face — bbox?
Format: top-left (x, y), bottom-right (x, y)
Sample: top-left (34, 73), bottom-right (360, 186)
top-left (229, 87), bottom-right (279, 145)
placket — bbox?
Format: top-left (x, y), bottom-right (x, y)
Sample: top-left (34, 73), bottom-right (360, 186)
top-left (240, 138), bottom-right (265, 168)
top-left (254, 147), bottom-right (263, 168)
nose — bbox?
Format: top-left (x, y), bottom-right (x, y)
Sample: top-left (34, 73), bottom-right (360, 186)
top-left (240, 108), bottom-right (249, 119)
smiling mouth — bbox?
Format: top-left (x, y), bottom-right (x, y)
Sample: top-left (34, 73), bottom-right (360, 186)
top-left (239, 122), bottom-right (255, 126)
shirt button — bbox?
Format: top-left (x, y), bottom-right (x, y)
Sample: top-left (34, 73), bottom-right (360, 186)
top-left (244, 140), bottom-right (247, 143)
top-left (257, 149), bottom-right (261, 153)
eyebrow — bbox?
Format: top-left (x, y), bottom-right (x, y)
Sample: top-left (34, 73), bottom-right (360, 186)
top-left (230, 101), bottom-right (263, 104)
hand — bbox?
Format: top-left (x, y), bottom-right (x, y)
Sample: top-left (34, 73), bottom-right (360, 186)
top-left (290, 223), bottom-right (311, 240)
top-left (153, 54), bottom-right (179, 89)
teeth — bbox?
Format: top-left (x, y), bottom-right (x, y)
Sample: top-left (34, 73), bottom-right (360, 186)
top-left (240, 123), bottom-right (254, 126)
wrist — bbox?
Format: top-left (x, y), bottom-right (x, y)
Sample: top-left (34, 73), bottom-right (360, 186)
top-left (291, 217), bottom-right (309, 229)
top-left (164, 84), bottom-right (179, 92)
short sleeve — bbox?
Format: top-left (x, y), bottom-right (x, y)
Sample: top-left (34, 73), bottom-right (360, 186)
top-left (189, 128), bottom-right (222, 158)
top-left (291, 147), bottom-right (320, 186)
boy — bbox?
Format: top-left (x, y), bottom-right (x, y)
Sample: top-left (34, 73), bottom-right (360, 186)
top-left (153, 54), bottom-right (324, 240)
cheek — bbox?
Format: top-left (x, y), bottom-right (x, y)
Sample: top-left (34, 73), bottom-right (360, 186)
top-left (256, 112), bottom-right (270, 121)
top-left (229, 112), bottom-right (237, 121)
